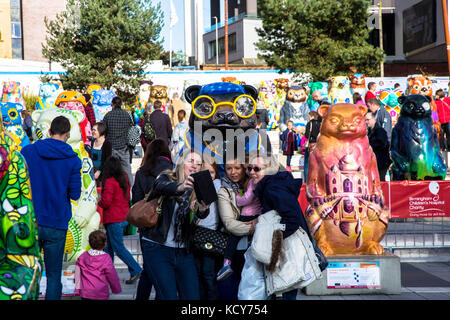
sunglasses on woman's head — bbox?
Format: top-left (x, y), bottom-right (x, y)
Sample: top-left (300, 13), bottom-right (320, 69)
top-left (247, 166), bottom-right (262, 172)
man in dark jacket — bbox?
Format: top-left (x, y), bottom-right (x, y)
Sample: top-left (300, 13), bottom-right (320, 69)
top-left (367, 98), bottom-right (392, 143)
top-left (103, 96), bottom-right (134, 186)
top-left (149, 100), bottom-right (173, 145)
top-left (21, 116), bottom-right (81, 300)
top-left (365, 111), bottom-right (392, 181)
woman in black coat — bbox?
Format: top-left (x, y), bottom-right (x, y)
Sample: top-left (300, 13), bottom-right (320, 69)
top-left (132, 138), bottom-right (173, 299)
top-left (138, 150), bottom-right (210, 300)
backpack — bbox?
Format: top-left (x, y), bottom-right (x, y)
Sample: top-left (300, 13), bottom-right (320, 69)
top-left (142, 114), bottom-right (156, 142)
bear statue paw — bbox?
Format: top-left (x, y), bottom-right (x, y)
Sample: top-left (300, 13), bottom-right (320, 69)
top-left (317, 240), bottom-right (335, 257)
top-left (361, 241), bottom-right (385, 255)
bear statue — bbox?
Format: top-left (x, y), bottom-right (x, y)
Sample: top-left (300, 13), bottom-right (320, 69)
top-left (1, 102), bottom-right (30, 151)
top-left (35, 83), bottom-right (62, 110)
top-left (1, 82), bottom-right (25, 108)
top-left (390, 94), bottom-right (447, 181)
top-left (279, 86), bottom-right (309, 131)
top-left (136, 80), bottom-right (152, 109)
top-left (407, 76), bottom-right (440, 137)
top-left (328, 76), bottom-right (352, 104)
top-left (378, 89), bottom-right (403, 127)
top-left (55, 91), bottom-right (92, 145)
top-left (148, 85), bottom-right (169, 114)
top-left (274, 78), bottom-right (290, 107)
top-left (257, 80), bottom-right (279, 130)
top-left (31, 108), bottom-right (100, 262)
top-left (91, 89), bottom-right (115, 122)
top-left (178, 82), bottom-right (268, 171)
top-left (305, 103), bottom-right (389, 255)
top-left (349, 73), bottom-right (366, 96)
top-left (307, 81), bottom-right (330, 111)
top-left (0, 123), bottom-right (42, 300)
top-left (86, 83), bottom-right (102, 98)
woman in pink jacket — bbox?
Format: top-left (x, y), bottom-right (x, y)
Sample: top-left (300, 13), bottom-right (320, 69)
top-left (75, 230), bottom-right (122, 300)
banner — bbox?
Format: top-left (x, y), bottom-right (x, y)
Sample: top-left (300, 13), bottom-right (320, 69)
top-left (299, 180), bottom-right (450, 219)
top-left (380, 180), bottom-right (450, 219)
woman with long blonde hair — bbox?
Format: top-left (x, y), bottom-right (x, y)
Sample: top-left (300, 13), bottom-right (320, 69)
top-left (138, 150), bottom-right (210, 300)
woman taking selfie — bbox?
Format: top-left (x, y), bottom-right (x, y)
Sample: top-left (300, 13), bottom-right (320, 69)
top-left (139, 150), bottom-right (210, 300)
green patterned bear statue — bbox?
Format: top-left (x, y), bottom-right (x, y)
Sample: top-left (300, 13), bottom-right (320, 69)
top-left (0, 122), bottom-right (42, 300)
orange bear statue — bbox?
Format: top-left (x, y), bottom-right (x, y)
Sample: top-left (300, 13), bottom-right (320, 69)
top-left (305, 103), bottom-right (389, 256)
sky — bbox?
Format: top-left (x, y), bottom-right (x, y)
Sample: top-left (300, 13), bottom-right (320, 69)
top-left (153, 0), bottom-right (212, 53)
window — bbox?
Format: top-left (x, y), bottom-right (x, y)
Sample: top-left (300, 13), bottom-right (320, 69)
top-left (208, 33), bottom-right (237, 59)
top-left (10, 0), bottom-right (22, 59)
top-left (12, 38), bottom-right (22, 59)
top-left (11, 23), bottom-right (21, 38)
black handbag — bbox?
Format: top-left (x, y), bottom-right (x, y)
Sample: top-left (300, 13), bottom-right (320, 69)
top-left (193, 225), bottom-right (229, 256)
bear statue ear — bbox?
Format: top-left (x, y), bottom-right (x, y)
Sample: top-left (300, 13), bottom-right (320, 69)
top-left (397, 95), bottom-right (406, 105)
top-left (31, 110), bottom-right (43, 124)
top-left (243, 85), bottom-right (258, 101)
top-left (425, 95), bottom-right (432, 103)
top-left (184, 85), bottom-right (202, 104)
top-left (358, 105), bottom-right (368, 115)
top-left (407, 77), bottom-right (414, 87)
top-left (318, 104), bottom-right (330, 118)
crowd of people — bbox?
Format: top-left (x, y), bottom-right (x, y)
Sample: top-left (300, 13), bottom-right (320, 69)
top-left (16, 79), bottom-right (450, 301)
top-left (285, 81), bottom-right (450, 182)
top-left (20, 89), bottom-right (322, 301)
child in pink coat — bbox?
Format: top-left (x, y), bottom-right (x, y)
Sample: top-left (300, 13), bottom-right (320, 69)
top-left (75, 230), bottom-right (122, 300)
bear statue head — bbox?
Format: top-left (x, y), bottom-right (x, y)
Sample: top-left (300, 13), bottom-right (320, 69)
top-left (185, 82), bottom-right (259, 133)
top-left (286, 86), bottom-right (307, 103)
top-left (398, 94), bottom-right (432, 119)
top-left (318, 103), bottom-right (368, 140)
top-left (32, 108), bottom-right (84, 146)
top-left (349, 73), bottom-right (365, 86)
top-left (39, 83), bottom-right (60, 99)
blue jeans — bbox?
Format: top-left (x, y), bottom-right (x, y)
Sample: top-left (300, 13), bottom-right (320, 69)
top-left (194, 251), bottom-right (220, 300)
top-left (38, 225), bottom-right (67, 300)
top-left (104, 221), bottom-right (142, 277)
top-left (303, 148), bottom-right (310, 181)
top-left (141, 239), bottom-right (200, 300)
top-left (136, 234), bottom-right (154, 300)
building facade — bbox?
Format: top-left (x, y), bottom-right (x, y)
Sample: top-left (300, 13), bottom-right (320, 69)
top-left (203, 0), bottom-right (449, 75)
top-left (203, 0), bottom-right (262, 65)
top-left (0, 0), bottom-right (65, 61)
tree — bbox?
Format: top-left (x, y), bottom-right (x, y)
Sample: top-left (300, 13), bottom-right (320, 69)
top-left (255, 0), bottom-right (385, 81)
top-left (42, 0), bottom-right (164, 106)
top-left (161, 50), bottom-right (187, 67)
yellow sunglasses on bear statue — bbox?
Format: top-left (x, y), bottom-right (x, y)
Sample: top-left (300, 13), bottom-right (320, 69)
top-left (191, 94), bottom-right (257, 119)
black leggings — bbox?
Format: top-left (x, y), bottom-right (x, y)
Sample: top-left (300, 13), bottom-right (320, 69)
top-left (224, 215), bottom-right (258, 260)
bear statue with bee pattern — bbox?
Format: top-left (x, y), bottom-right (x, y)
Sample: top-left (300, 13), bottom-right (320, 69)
top-left (177, 82), bottom-right (269, 170)
top-left (390, 94), bottom-right (447, 181)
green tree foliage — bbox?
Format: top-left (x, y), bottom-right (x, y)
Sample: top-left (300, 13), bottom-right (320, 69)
top-left (255, 0), bottom-right (385, 81)
top-left (42, 0), bottom-right (164, 105)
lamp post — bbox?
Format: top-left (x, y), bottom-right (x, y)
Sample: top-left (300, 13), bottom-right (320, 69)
top-left (225, 0), bottom-right (229, 70)
top-left (213, 16), bottom-right (219, 67)
top-left (442, 0), bottom-right (450, 76)
top-left (378, 1), bottom-right (384, 78)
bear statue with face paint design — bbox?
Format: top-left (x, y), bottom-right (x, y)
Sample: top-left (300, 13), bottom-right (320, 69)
top-left (177, 82), bottom-right (268, 170)
top-left (390, 94), bottom-right (447, 181)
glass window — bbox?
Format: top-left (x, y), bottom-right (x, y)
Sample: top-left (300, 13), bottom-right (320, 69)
top-left (11, 23), bottom-right (21, 38)
top-left (10, 0), bottom-right (20, 8)
top-left (12, 38), bottom-right (22, 59)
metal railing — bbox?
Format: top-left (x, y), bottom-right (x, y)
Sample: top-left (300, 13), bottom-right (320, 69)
top-left (381, 217), bottom-right (450, 250)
